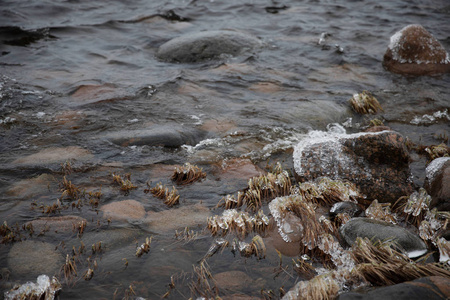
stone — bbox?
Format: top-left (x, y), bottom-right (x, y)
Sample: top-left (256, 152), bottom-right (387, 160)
top-left (100, 200), bottom-right (146, 221)
top-left (12, 146), bottom-right (93, 166)
top-left (383, 24), bottom-right (450, 76)
top-left (329, 202), bottom-right (362, 219)
top-left (340, 217), bottom-right (427, 258)
top-left (27, 215), bottom-right (87, 235)
top-left (70, 84), bottom-right (131, 105)
top-left (7, 241), bottom-right (64, 280)
top-left (337, 276), bottom-right (450, 300)
top-left (424, 157), bottom-right (450, 211)
top-left (103, 125), bottom-right (206, 148)
top-left (213, 270), bottom-right (253, 290)
top-left (156, 30), bottom-right (261, 63)
top-left (144, 203), bottom-right (211, 233)
top-left (7, 174), bottom-right (56, 199)
top-left (293, 124), bottom-right (414, 204)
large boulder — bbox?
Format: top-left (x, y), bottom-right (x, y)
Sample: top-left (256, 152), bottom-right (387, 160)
top-left (156, 30), bottom-right (261, 63)
top-left (424, 157), bottom-right (450, 211)
top-left (293, 125), bottom-right (414, 204)
top-left (340, 217), bottom-right (427, 258)
top-left (337, 276), bottom-right (450, 300)
top-left (383, 24), bottom-right (450, 76)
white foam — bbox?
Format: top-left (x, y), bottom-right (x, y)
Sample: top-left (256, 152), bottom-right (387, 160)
top-left (410, 109), bottom-right (450, 125)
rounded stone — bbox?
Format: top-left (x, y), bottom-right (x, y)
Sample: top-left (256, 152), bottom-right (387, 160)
top-left (339, 217), bottom-right (427, 258)
top-left (383, 24), bottom-right (450, 76)
top-left (100, 199), bottom-right (146, 221)
top-left (156, 30), bottom-right (261, 63)
top-left (424, 157), bottom-right (450, 211)
top-left (7, 240), bottom-right (64, 279)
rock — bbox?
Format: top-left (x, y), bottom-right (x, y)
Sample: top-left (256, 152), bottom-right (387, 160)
top-left (12, 146), bottom-right (93, 166)
top-left (337, 276), bottom-right (450, 300)
top-left (340, 217), bottom-right (427, 258)
top-left (216, 158), bottom-right (265, 181)
top-left (144, 203), bottom-right (211, 233)
top-left (156, 30), bottom-right (261, 63)
top-left (103, 125), bottom-right (206, 148)
top-left (7, 174), bottom-right (56, 198)
top-left (70, 84), bottom-right (131, 105)
top-left (100, 200), bottom-right (146, 221)
top-left (383, 24), bottom-right (450, 76)
top-left (293, 124), bottom-right (414, 204)
top-left (329, 202), bottom-right (362, 219)
top-left (27, 215), bottom-right (87, 235)
top-left (7, 241), bottom-right (64, 279)
top-left (213, 270), bottom-right (253, 291)
top-left (424, 157), bottom-right (450, 211)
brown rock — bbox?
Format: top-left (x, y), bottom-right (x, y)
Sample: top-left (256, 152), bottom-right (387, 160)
top-left (425, 157), bottom-right (450, 211)
top-left (13, 146), bottom-right (93, 165)
top-left (383, 24), bottom-right (450, 76)
top-left (100, 200), bottom-right (146, 221)
top-left (7, 241), bottom-right (64, 279)
top-left (213, 270), bottom-right (253, 290)
top-left (28, 215), bottom-right (87, 234)
top-left (7, 174), bottom-right (56, 198)
top-left (294, 129), bottom-right (414, 204)
top-left (217, 158), bottom-right (265, 181)
top-left (71, 84), bottom-right (131, 105)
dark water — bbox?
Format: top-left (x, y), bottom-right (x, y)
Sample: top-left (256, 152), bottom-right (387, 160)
top-left (0, 0), bottom-right (449, 299)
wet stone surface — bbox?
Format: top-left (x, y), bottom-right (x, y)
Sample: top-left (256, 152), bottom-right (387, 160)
top-left (424, 157), bottom-right (450, 211)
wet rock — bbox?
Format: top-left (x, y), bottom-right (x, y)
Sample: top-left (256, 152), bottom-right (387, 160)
top-left (144, 203), bottom-right (211, 233)
top-left (383, 24), bottom-right (450, 76)
top-left (337, 276), bottom-right (450, 300)
top-left (329, 202), bottom-right (362, 219)
top-left (264, 221), bottom-right (301, 257)
top-left (7, 241), bottom-right (64, 280)
top-left (27, 215), bottom-right (87, 235)
top-left (293, 125), bottom-right (414, 204)
top-left (12, 146), bottom-right (94, 166)
top-left (7, 173), bottom-right (56, 199)
top-left (340, 217), bottom-right (427, 258)
top-left (156, 30), bottom-right (261, 63)
top-left (70, 84), bottom-right (131, 105)
top-left (103, 125), bottom-right (206, 147)
top-left (100, 200), bottom-right (146, 221)
top-left (424, 157), bottom-right (450, 211)
top-left (213, 270), bottom-right (253, 291)
top-left (216, 158), bottom-right (265, 181)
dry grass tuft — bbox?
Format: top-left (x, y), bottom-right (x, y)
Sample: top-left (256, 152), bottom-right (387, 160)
top-left (286, 275), bottom-right (339, 300)
top-left (395, 188), bottom-right (431, 227)
top-left (207, 209), bottom-right (269, 238)
top-left (147, 182), bottom-right (180, 207)
top-left (189, 261), bottom-right (219, 299)
top-left (351, 237), bottom-right (450, 286)
top-left (232, 235), bottom-right (266, 259)
top-left (349, 90), bottom-right (383, 114)
top-left (60, 176), bottom-right (83, 200)
top-left (61, 254), bottom-right (77, 284)
top-left (112, 173), bottom-right (137, 194)
top-left (136, 236), bottom-right (152, 257)
top-left (172, 163), bottom-right (206, 185)
top-left (365, 200), bottom-right (397, 224)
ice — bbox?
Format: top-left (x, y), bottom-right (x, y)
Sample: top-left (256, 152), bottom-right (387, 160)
top-left (425, 157), bottom-right (450, 184)
top-left (410, 109), bottom-right (450, 125)
top-left (4, 275), bottom-right (61, 300)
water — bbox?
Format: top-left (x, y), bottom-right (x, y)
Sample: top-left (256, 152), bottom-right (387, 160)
top-left (1, 0), bottom-right (449, 298)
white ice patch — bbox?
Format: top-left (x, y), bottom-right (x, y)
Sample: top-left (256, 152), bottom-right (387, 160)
top-left (425, 157), bottom-right (450, 184)
top-left (410, 109), bottom-right (450, 125)
top-left (190, 115), bottom-right (203, 125)
top-left (127, 118), bottom-right (139, 123)
top-left (4, 275), bottom-right (61, 300)
top-left (35, 112), bottom-right (46, 118)
top-left (182, 137), bottom-right (227, 154)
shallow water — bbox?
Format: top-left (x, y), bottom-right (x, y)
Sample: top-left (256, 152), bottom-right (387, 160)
top-left (0, 0), bottom-right (449, 299)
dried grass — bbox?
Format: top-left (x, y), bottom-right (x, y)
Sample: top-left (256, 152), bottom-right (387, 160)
top-left (172, 163), bottom-right (206, 185)
top-left (148, 183), bottom-right (180, 207)
top-left (349, 90), bottom-right (383, 114)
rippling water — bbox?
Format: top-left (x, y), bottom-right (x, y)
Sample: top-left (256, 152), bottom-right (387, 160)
top-left (1, 0), bottom-right (449, 298)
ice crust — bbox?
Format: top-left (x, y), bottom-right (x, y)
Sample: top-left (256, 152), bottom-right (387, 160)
top-left (426, 157), bottom-right (450, 184)
top-left (410, 109), bottom-right (450, 125)
top-left (4, 275), bottom-right (61, 300)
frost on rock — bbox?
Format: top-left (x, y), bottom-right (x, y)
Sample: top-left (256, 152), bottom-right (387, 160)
top-left (4, 275), bottom-right (61, 300)
top-left (425, 157), bottom-right (450, 185)
top-left (388, 24), bottom-right (450, 64)
top-left (410, 109), bottom-right (450, 125)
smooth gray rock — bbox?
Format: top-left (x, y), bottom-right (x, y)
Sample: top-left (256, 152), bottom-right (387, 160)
top-left (424, 157), bottom-right (450, 211)
top-left (156, 30), bottom-right (261, 63)
top-left (339, 217), bottom-right (427, 258)
top-left (103, 126), bottom-right (206, 148)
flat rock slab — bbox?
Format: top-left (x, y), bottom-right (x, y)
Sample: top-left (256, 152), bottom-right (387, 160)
top-left (7, 240), bottom-right (64, 280)
top-left (12, 146), bottom-right (93, 166)
top-left (7, 173), bottom-right (56, 199)
top-left (337, 276), bottom-right (450, 300)
top-left (100, 199), bottom-right (146, 221)
top-left (103, 125), bottom-right (206, 148)
top-left (340, 217), bottom-right (427, 258)
top-left (156, 30), bottom-right (261, 63)
top-left (27, 215), bottom-right (87, 235)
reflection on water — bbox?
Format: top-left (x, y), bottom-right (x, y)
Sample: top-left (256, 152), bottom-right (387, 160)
top-left (0, 0), bottom-right (449, 298)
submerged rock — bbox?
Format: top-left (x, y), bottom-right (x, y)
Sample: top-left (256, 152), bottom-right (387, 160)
top-left (337, 276), bottom-right (450, 300)
top-left (156, 30), bottom-right (261, 63)
top-left (340, 218), bottom-right (427, 258)
top-left (293, 124), bottom-right (413, 204)
top-left (27, 215), bottom-right (87, 236)
top-left (103, 125), bottom-right (206, 147)
top-left (12, 146), bottom-right (94, 166)
top-left (100, 199), bottom-right (146, 221)
top-left (7, 241), bottom-right (64, 279)
top-left (424, 157), bottom-right (450, 211)
top-left (383, 24), bottom-right (450, 76)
